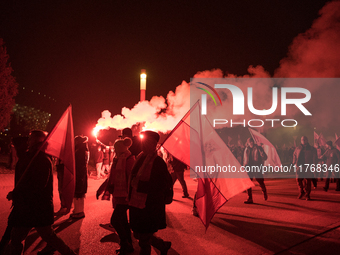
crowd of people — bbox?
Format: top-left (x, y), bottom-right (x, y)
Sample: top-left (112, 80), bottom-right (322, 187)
top-left (95, 129), bottom-right (174, 255)
top-left (1, 127), bottom-right (340, 255)
top-left (0, 128), bottom-right (176, 255)
top-left (226, 136), bottom-right (340, 203)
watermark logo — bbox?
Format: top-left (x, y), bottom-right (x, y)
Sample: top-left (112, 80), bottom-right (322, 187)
top-left (199, 83), bottom-right (311, 117)
top-left (196, 82), bottom-right (222, 115)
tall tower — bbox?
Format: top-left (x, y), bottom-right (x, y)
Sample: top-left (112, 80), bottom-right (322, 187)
top-left (140, 69), bottom-right (146, 101)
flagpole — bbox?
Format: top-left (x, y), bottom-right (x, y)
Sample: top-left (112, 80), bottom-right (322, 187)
top-left (198, 100), bottom-right (207, 169)
top-left (248, 127), bottom-right (257, 145)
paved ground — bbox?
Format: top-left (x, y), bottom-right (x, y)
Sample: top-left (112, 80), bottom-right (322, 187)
top-left (1, 169), bottom-right (340, 255)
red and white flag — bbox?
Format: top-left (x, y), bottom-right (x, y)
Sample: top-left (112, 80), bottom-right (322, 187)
top-left (314, 131), bottom-right (327, 147)
top-left (335, 134), bottom-right (340, 151)
top-left (163, 102), bottom-right (253, 229)
top-left (335, 136), bottom-right (340, 151)
top-left (293, 136), bottom-right (297, 147)
top-left (43, 105), bottom-right (75, 211)
top-left (249, 128), bottom-right (282, 167)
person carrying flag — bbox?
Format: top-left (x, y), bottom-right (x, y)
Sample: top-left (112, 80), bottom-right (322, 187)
top-left (7, 130), bottom-right (76, 255)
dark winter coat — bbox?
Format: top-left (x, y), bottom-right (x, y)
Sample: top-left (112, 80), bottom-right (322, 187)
top-left (11, 149), bottom-right (54, 228)
top-left (320, 147), bottom-right (340, 167)
top-left (171, 157), bottom-right (187, 172)
top-left (75, 142), bottom-right (89, 198)
top-left (243, 145), bottom-right (267, 178)
top-left (128, 154), bottom-right (172, 234)
top-left (243, 145), bottom-right (267, 166)
top-left (293, 144), bottom-right (317, 177)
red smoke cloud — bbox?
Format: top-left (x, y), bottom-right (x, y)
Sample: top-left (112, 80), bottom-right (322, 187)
top-left (275, 1), bottom-right (340, 78)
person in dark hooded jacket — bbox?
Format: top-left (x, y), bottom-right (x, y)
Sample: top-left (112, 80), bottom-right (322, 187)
top-left (128, 131), bottom-right (172, 255)
top-left (8, 130), bottom-right (76, 255)
top-left (70, 135), bottom-right (89, 219)
top-left (243, 137), bottom-right (268, 204)
top-left (320, 141), bottom-right (340, 192)
top-left (292, 136), bottom-right (317, 200)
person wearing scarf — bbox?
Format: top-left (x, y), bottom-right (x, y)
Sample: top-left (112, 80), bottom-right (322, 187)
top-left (97, 137), bottom-right (135, 255)
top-left (128, 131), bottom-right (172, 255)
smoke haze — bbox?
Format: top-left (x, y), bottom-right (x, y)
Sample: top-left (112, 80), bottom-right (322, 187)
top-left (94, 0), bottom-right (340, 140)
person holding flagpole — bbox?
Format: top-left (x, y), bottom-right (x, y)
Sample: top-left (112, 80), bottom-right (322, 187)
top-left (7, 130), bottom-right (76, 255)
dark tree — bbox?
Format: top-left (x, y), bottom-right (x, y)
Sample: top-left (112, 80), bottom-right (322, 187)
top-left (0, 38), bottom-right (18, 131)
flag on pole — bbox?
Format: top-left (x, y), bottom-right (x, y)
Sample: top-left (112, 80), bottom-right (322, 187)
top-left (314, 131), bottom-right (318, 147)
top-left (314, 131), bottom-right (326, 147)
top-left (162, 102), bottom-right (253, 229)
top-left (161, 106), bottom-right (197, 167)
top-left (335, 134), bottom-right (340, 151)
top-left (227, 136), bottom-right (233, 147)
top-left (319, 133), bottom-right (327, 147)
top-left (248, 128), bottom-right (282, 167)
top-left (335, 136), bottom-right (340, 151)
top-left (43, 105), bottom-right (75, 211)
top-left (293, 136), bottom-right (297, 147)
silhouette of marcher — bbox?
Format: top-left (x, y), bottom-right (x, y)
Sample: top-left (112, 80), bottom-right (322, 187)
top-left (128, 131), bottom-right (172, 255)
top-left (102, 146), bottom-right (110, 175)
top-left (95, 145), bottom-right (105, 179)
top-left (243, 137), bottom-right (268, 204)
top-left (292, 136), bottom-right (317, 200)
top-left (70, 135), bottom-right (89, 219)
top-left (54, 160), bottom-right (70, 216)
top-left (119, 128), bottom-right (142, 157)
top-left (0, 137), bottom-right (28, 254)
top-left (111, 138), bottom-right (136, 254)
top-left (320, 141), bottom-right (340, 192)
top-left (8, 130), bottom-right (76, 255)
top-left (170, 156), bottom-right (189, 198)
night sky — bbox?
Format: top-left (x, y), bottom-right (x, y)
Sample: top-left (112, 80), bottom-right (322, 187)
top-left (0, 0), bottom-right (331, 136)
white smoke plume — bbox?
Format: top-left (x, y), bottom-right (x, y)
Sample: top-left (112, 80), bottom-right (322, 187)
top-left (94, 81), bottom-right (191, 134)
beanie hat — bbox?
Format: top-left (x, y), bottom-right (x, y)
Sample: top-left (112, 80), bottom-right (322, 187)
top-left (114, 137), bottom-right (132, 155)
top-left (141, 130), bottom-right (160, 143)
